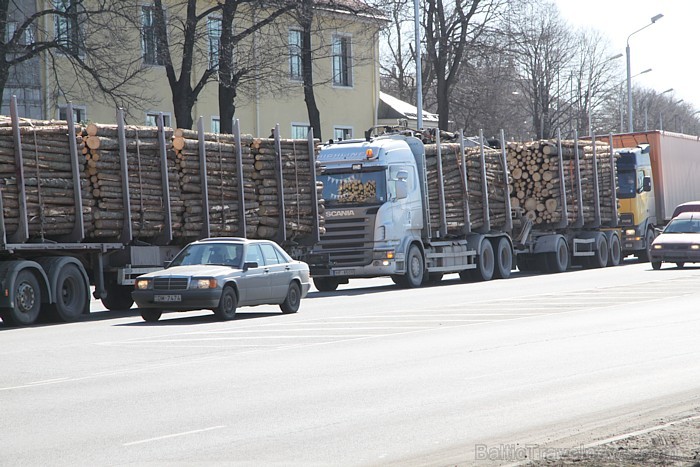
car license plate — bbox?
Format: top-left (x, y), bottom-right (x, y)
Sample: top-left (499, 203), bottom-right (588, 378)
top-left (332, 269), bottom-right (354, 276)
top-left (625, 243), bottom-right (634, 248)
top-left (154, 294), bottom-right (182, 302)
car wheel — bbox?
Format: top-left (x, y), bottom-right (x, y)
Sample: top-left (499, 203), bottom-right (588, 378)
top-left (140, 309), bottom-right (162, 322)
top-left (280, 282), bottom-right (301, 314)
top-left (214, 286), bottom-right (237, 321)
top-left (313, 277), bottom-right (339, 292)
top-left (651, 261), bottom-right (662, 270)
top-left (676, 262), bottom-right (685, 268)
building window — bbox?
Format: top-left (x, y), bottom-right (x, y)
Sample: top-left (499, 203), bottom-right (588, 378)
top-left (289, 29), bottom-right (303, 81)
top-left (332, 34), bottom-right (352, 87)
top-left (58, 105), bottom-right (86, 124)
top-left (5, 22), bottom-right (16, 43)
top-left (208, 17), bottom-right (222, 70)
top-left (145, 112), bottom-right (171, 127)
top-left (291, 124), bottom-right (309, 139)
top-left (333, 127), bottom-right (353, 141)
top-left (54, 0), bottom-right (82, 56)
top-left (211, 117), bottom-right (220, 134)
top-left (141, 5), bottom-right (165, 66)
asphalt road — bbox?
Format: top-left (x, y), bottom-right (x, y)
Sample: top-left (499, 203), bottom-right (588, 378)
top-left (2, 260), bottom-right (700, 466)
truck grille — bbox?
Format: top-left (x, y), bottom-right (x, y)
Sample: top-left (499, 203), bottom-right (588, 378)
top-left (318, 213), bottom-right (376, 267)
top-left (153, 277), bottom-right (189, 290)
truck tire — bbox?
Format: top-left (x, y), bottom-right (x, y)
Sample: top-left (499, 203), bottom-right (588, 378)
top-left (638, 229), bottom-right (655, 262)
top-left (48, 263), bottom-right (88, 322)
top-left (100, 280), bottom-right (135, 311)
top-left (493, 237), bottom-right (513, 279)
top-left (402, 244), bottom-right (425, 288)
top-left (0, 270), bottom-right (42, 326)
top-left (516, 254), bottom-right (535, 273)
top-left (589, 236), bottom-right (609, 269)
top-left (473, 240), bottom-right (495, 281)
top-left (544, 238), bottom-right (569, 273)
top-left (313, 277), bottom-right (339, 292)
top-left (607, 234), bottom-right (622, 267)
top-left (140, 309), bottom-right (162, 322)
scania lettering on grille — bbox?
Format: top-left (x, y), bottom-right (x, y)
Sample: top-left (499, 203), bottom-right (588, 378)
top-left (326, 210), bottom-right (356, 217)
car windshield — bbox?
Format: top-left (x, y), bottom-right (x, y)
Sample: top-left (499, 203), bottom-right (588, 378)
top-left (169, 243), bottom-right (244, 267)
top-left (663, 219), bottom-right (700, 234)
top-left (617, 169), bottom-right (636, 199)
top-left (318, 169), bottom-right (387, 207)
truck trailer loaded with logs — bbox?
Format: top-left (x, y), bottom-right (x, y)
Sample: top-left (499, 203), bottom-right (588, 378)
top-left (0, 98), bottom-right (323, 326)
top-left (304, 128), bottom-right (623, 290)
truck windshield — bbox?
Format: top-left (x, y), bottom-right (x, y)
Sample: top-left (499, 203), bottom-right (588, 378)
top-left (319, 169), bottom-right (387, 207)
top-left (617, 169), bottom-right (636, 199)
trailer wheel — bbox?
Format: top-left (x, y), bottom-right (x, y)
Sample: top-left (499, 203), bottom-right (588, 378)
top-left (516, 254), bottom-right (535, 273)
top-left (545, 238), bottom-right (569, 273)
top-left (607, 234), bottom-right (622, 267)
top-left (402, 245), bottom-right (425, 288)
top-left (493, 237), bottom-right (513, 279)
top-left (48, 263), bottom-right (88, 322)
top-left (313, 277), bottom-right (339, 292)
top-left (100, 280), bottom-right (135, 311)
top-left (473, 240), bottom-right (495, 281)
top-left (0, 270), bottom-right (42, 326)
top-left (589, 236), bottom-right (609, 269)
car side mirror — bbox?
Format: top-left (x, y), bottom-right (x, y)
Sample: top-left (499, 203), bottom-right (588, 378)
top-left (243, 261), bottom-right (258, 271)
top-left (642, 176), bottom-right (652, 192)
top-left (395, 180), bottom-right (408, 200)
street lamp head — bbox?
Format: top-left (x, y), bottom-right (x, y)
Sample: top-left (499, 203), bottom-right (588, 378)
top-left (662, 88), bottom-right (674, 94)
top-left (640, 68), bottom-right (652, 75)
top-left (651, 13), bottom-right (664, 23)
top-left (675, 99), bottom-right (684, 105)
top-left (608, 53), bottom-right (624, 61)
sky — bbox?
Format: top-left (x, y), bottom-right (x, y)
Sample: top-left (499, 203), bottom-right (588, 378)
top-left (554, 0), bottom-right (700, 110)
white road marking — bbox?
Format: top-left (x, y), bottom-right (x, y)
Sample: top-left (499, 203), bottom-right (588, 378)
top-left (123, 425), bottom-right (226, 446)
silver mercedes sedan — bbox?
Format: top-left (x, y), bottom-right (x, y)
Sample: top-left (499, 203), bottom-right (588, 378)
top-left (132, 238), bottom-right (311, 322)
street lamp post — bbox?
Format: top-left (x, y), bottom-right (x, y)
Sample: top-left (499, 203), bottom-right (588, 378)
top-left (619, 68), bottom-right (651, 133)
top-left (658, 89), bottom-right (675, 131)
top-left (626, 13), bottom-right (663, 132)
top-left (414, 0), bottom-right (423, 130)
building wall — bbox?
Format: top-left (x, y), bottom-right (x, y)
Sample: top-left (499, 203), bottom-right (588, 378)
top-left (42, 1), bottom-right (381, 140)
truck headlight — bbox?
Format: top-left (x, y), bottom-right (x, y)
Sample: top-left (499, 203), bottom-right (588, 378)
top-left (625, 229), bottom-right (636, 236)
top-left (135, 278), bottom-right (152, 290)
top-left (190, 278), bottom-right (218, 289)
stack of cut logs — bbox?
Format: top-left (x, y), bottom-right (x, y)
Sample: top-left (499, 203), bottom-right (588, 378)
top-left (171, 129), bottom-right (259, 238)
top-left (0, 117), bottom-right (92, 238)
top-left (250, 138), bottom-right (325, 240)
top-left (506, 139), bottom-right (617, 226)
top-left (424, 143), bottom-right (508, 235)
top-left (82, 123), bottom-right (184, 238)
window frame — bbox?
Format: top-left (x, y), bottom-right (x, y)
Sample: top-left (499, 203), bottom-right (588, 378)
top-left (333, 126), bottom-right (353, 141)
top-left (141, 4), bottom-right (166, 66)
top-left (145, 111), bottom-right (172, 128)
top-left (57, 104), bottom-right (87, 124)
top-left (208, 16), bottom-right (222, 70)
top-left (53, 0), bottom-right (83, 56)
top-left (288, 28), bottom-right (303, 81)
top-left (331, 33), bottom-right (353, 88)
top-left (211, 116), bottom-right (220, 134)
top-left (291, 123), bottom-right (310, 139)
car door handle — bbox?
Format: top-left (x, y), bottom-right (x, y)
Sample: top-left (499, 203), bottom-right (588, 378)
top-left (264, 268), bottom-right (270, 273)
top-left (285, 266), bottom-right (291, 271)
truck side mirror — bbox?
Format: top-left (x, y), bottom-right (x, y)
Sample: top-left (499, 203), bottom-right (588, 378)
top-left (642, 176), bottom-right (652, 192)
top-left (395, 180), bottom-right (408, 199)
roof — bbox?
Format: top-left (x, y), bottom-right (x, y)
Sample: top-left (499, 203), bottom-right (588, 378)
top-left (378, 92), bottom-right (439, 123)
top-left (315, 0), bottom-right (386, 20)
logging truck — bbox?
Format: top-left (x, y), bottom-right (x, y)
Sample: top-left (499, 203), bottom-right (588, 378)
top-left (0, 97), bottom-right (321, 326)
top-left (606, 131), bottom-right (700, 261)
top-left (304, 128), bottom-right (623, 290)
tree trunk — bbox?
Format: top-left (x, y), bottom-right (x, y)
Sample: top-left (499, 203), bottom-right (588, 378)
top-left (301, 0), bottom-right (321, 141)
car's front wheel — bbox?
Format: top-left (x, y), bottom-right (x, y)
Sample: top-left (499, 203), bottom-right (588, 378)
top-left (141, 309), bottom-right (162, 322)
top-left (651, 261), bottom-right (662, 270)
top-left (214, 287), bottom-right (237, 321)
top-left (280, 282), bottom-right (301, 314)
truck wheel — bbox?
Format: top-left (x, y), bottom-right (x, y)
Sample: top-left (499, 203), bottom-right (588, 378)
top-left (214, 286), bottom-right (237, 321)
top-left (493, 237), bottom-right (513, 279)
top-left (607, 235), bottom-right (622, 267)
top-left (48, 263), bottom-right (88, 322)
top-left (100, 280), bottom-right (135, 311)
top-left (140, 309), bottom-right (162, 322)
top-left (280, 282), bottom-right (301, 314)
top-left (676, 262), bottom-right (685, 268)
top-left (313, 277), bottom-right (339, 292)
top-left (0, 270), bottom-right (42, 326)
top-left (402, 245), bottom-right (425, 288)
top-left (516, 254), bottom-right (535, 273)
top-left (590, 236), bottom-right (609, 269)
top-left (472, 240), bottom-right (495, 281)
top-left (425, 273), bottom-right (444, 284)
top-left (545, 238), bottom-right (569, 273)
top-left (638, 229), bottom-right (655, 262)
top-left (651, 261), bottom-right (662, 270)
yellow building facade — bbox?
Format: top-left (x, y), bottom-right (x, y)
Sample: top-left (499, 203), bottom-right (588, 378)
top-left (40, 1), bottom-right (383, 141)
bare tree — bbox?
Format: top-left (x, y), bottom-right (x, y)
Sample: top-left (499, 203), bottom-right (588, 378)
top-left (376, 0), bottom-right (416, 103)
top-left (2, 1), bottom-right (147, 116)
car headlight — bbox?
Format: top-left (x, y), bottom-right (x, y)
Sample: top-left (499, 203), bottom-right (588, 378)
top-left (691, 245), bottom-right (700, 250)
top-left (190, 278), bottom-right (218, 289)
top-left (624, 229), bottom-right (636, 236)
top-left (135, 278), bottom-right (152, 290)
top-left (652, 244), bottom-right (663, 250)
